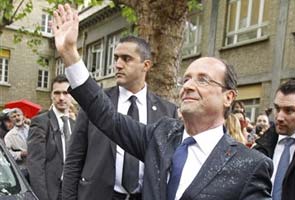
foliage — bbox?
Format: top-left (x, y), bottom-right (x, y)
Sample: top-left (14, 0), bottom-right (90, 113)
top-left (121, 6), bottom-right (137, 24)
top-left (187, 0), bottom-right (202, 11)
top-left (0, 0), bottom-right (202, 70)
top-left (0, 0), bottom-right (33, 30)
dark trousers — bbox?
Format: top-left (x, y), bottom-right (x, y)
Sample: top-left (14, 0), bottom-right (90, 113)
top-left (57, 181), bottom-right (62, 200)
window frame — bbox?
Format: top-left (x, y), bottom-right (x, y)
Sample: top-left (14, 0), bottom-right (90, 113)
top-left (0, 57), bottom-right (9, 84)
top-left (87, 40), bottom-right (104, 79)
top-left (243, 98), bottom-right (260, 122)
top-left (41, 13), bottom-right (52, 34)
top-left (225, 0), bottom-right (268, 46)
top-left (55, 58), bottom-right (65, 75)
top-left (37, 68), bottom-right (49, 89)
top-left (105, 33), bottom-right (121, 76)
top-left (182, 12), bottom-right (202, 58)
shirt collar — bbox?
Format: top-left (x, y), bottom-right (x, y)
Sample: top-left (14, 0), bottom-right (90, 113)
top-left (52, 105), bottom-right (69, 118)
top-left (183, 125), bottom-right (224, 155)
top-left (15, 124), bottom-right (29, 130)
top-left (118, 84), bottom-right (147, 105)
top-left (277, 132), bottom-right (295, 144)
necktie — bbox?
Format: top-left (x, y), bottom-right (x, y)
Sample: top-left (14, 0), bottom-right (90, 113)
top-left (167, 137), bottom-right (196, 200)
top-left (122, 95), bottom-right (140, 193)
top-left (61, 116), bottom-right (71, 152)
top-left (273, 137), bottom-right (295, 200)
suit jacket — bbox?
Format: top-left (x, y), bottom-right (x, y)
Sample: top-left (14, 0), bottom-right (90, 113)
top-left (27, 109), bottom-right (75, 200)
top-left (62, 86), bottom-right (178, 200)
top-left (254, 125), bottom-right (295, 200)
top-left (69, 77), bottom-right (273, 200)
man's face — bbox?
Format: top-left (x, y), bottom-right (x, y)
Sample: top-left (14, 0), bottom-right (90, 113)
top-left (10, 112), bottom-right (24, 127)
top-left (114, 42), bottom-right (149, 93)
top-left (274, 91), bottom-right (295, 136)
top-left (179, 57), bottom-right (235, 119)
top-left (256, 115), bottom-right (270, 130)
top-left (51, 82), bottom-right (71, 113)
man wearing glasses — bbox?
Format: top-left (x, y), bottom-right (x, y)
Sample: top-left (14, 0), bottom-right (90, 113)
top-left (52, 4), bottom-right (273, 200)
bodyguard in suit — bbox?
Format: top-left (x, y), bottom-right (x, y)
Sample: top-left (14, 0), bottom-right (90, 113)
top-left (53, 4), bottom-right (273, 200)
top-left (254, 79), bottom-right (295, 200)
top-left (27, 75), bottom-right (75, 200)
top-left (62, 36), bottom-right (178, 200)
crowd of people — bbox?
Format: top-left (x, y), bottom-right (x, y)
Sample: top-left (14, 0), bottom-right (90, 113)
top-left (225, 100), bottom-right (272, 147)
top-left (0, 3), bottom-right (295, 200)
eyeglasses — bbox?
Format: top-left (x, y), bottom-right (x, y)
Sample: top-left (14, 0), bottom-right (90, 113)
top-left (178, 75), bottom-right (228, 89)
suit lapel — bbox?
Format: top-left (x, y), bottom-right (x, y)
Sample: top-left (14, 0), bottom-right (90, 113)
top-left (159, 122), bottom-right (184, 199)
top-left (48, 109), bottom-right (64, 161)
top-left (69, 118), bottom-right (75, 132)
top-left (146, 90), bottom-right (161, 124)
top-left (163, 123), bottom-right (184, 176)
top-left (181, 134), bottom-right (238, 199)
top-left (284, 149), bottom-right (295, 182)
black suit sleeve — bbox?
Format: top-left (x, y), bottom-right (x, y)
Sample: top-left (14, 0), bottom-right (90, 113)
top-left (62, 110), bottom-right (89, 200)
top-left (239, 157), bottom-right (273, 200)
top-left (27, 117), bottom-right (49, 200)
top-left (69, 77), bottom-right (152, 161)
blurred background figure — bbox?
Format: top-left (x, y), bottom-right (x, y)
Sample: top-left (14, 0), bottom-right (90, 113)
top-left (231, 100), bottom-right (255, 147)
top-left (225, 113), bottom-right (247, 145)
top-left (255, 113), bottom-right (270, 138)
top-left (69, 102), bottom-right (78, 121)
top-left (0, 108), bottom-right (14, 139)
top-left (232, 100), bottom-right (245, 114)
top-left (265, 107), bottom-right (273, 118)
top-left (4, 108), bottom-right (29, 179)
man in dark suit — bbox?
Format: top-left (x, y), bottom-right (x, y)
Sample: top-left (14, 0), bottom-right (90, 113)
top-left (27, 75), bottom-right (75, 200)
top-left (62, 36), bottom-right (178, 200)
top-left (254, 79), bottom-right (295, 200)
top-left (52, 4), bottom-right (273, 200)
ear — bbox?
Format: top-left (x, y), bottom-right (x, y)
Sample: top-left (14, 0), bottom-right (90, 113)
top-left (224, 90), bottom-right (237, 108)
top-left (143, 59), bottom-right (152, 72)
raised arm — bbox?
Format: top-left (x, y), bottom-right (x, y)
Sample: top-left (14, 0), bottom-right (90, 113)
top-left (52, 4), bottom-right (80, 66)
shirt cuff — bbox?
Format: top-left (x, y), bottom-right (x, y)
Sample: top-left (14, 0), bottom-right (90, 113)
top-left (65, 59), bottom-right (90, 89)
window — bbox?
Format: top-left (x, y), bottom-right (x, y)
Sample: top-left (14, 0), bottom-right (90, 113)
top-left (37, 69), bottom-right (49, 89)
top-left (243, 98), bottom-right (260, 122)
top-left (106, 33), bottom-right (121, 76)
top-left (182, 12), bottom-right (202, 57)
top-left (55, 58), bottom-right (64, 75)
top-left (225, 0), bottom-right (269, 46)
top-left (0, 49), bottom-right (10, 84)
top-left (41, 14), bottom-right (52, 34)
top-left (87, 40), bottom-right (104, 78)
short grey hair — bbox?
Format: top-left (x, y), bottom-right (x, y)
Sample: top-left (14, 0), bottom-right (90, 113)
top-left (8, 108), bottom-right (23, 117)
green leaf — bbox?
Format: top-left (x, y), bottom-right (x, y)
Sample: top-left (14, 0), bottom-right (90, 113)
top-left (187, 0), bottom-right (202, 11)
top-left (121, 6), bottom-right (137, 24)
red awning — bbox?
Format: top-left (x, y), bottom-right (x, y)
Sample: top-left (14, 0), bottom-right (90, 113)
top-left (4, 99), bottom-right (42, 118)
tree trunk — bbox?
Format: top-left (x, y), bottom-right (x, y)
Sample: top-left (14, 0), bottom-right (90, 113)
top-left (118, 0), bottom-right (188, 102)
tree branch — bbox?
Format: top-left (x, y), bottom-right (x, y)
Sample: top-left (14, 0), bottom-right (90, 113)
top-left (10, 0), bottom-right (25, 22)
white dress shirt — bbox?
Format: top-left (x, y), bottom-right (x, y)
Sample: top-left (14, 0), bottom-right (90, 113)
top-left (174, 125), bottom-right (224, 200)
top-left (66, 60), bottom-right (148, 193)
top-left (65, 59), bottom-right (89, 89)
top-left (114, 85), bottom-right (147, 193)
top-left (52, 105), bottom-right (71, 163)
top-left (271, 133), bottom-right (295, 187)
